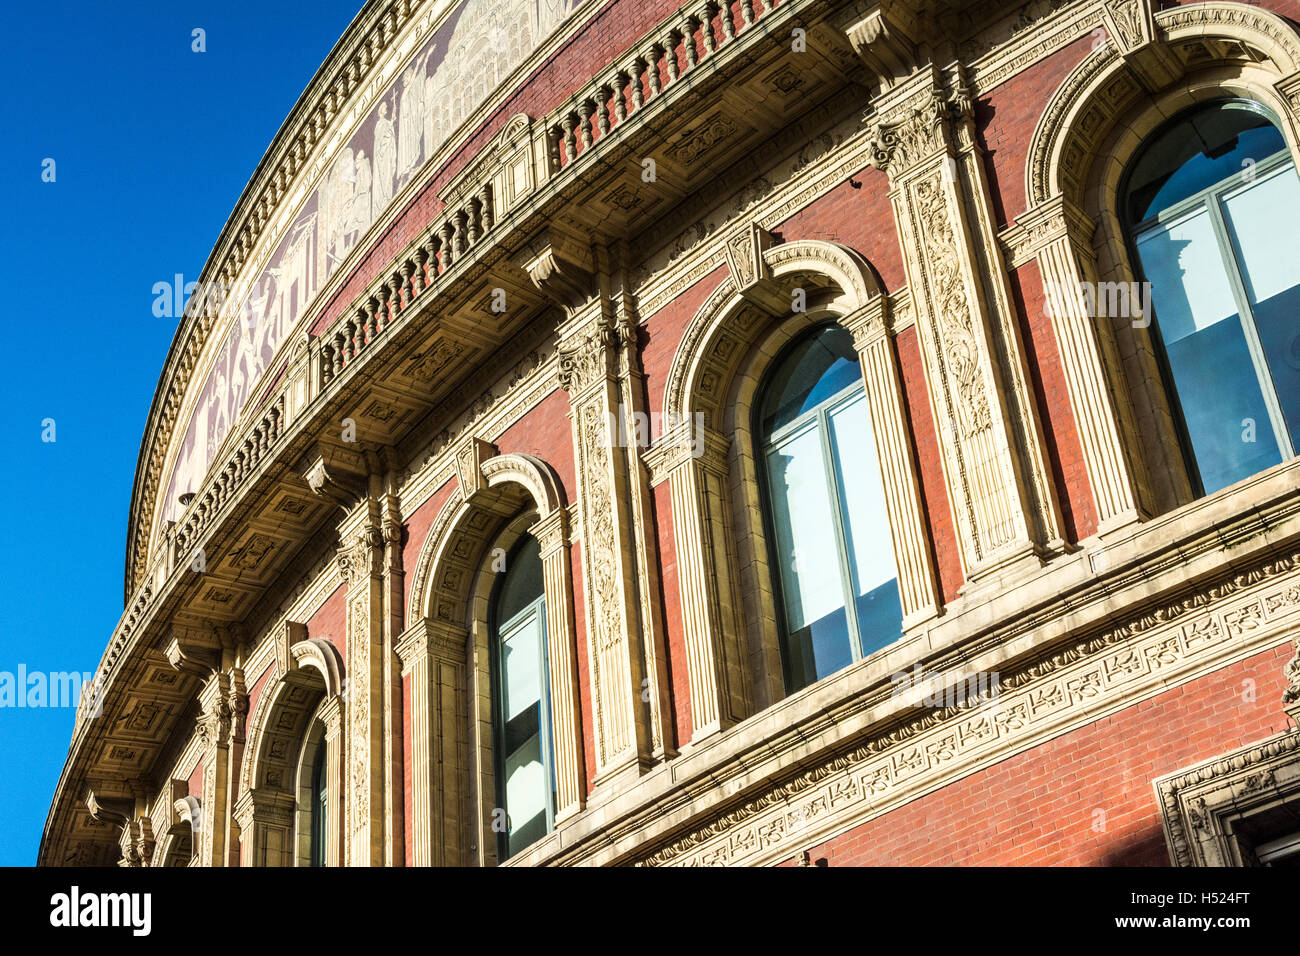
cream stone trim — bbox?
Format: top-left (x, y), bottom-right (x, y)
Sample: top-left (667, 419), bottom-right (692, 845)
top-left (402, 450), bottom-right (584, 863)
top-left (291, 695), bottom-right (343, 867)
top-left (1155, 728), bottom-right (1300, 866)
top-left (1014, 0), bottom-right (1300, 521)
top-left (656, 238), bottom-right (940, 733)
top-left (1026, 1), bottom-right (1300, 210)
top-left (557, 307), bottom-right (656, 782)
top-left (239, 631), bottom-right (345, 866)
top-left (1003, 196), bottom-right (1145, 530)
top-left (637, 560), bottom-right (1300, 866)
top-left (868, 67), bottom-right (1054, 581)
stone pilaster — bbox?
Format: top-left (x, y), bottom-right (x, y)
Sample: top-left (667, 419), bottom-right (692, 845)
top-left (231, 788), bottom-right (295, 866)
top-left (842, 300), bottom-right (941, 626)
top-left (557, 306), bottom-right (653, 782)
top-left (317, 695), bottom-right (345, 867)
top-left (337, 501), bottom-right (387, 866)
top-left (532, 508), bottom-right (586, 819)
top-left (650, 422), bottom-right (749, 742)
top-left (380, 492), bottom-right (405, 866)
top-left (867, 67), bottom-right (1060, 583)
top-left (191, 659), bottom-right (246, 868)
top-left (521, 231), bottom-right (659, 783)
top-left (1006, 196), bottom-right (1146, 531)
top-left (395, 617), bottom-right (467, 866)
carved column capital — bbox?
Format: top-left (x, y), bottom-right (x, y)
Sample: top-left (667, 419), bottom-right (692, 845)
top-left (865, 69), bottom-right (973, 180)
top-left (336, 528), bottom-right (384, 587)
top-left (557, 319), bottom-right (624, 396)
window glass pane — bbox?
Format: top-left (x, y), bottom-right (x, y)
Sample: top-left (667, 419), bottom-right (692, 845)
top-left (1127, 101), bottom-right (1283, 223)
top-left (503, 719), bottom-right (547, 855)
top-left (501, 613), bottom-right (541, 723)
top-left (760, 326), bottom-right (860, 434)
top-left (1221, 166), bottom-right (1300, 452)
top-left (765, 423), bottom-right (853, 690)
top-left (492, 533), bottom-right (553, 859)
top-left (1136, 210), bottom-right (1282, 493)
top-left (827, 393), bottom-right (903, 657)
top-left (494, 536), bottom-right (543, 623)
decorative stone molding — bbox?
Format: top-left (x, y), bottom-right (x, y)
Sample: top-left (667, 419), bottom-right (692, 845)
top-left (836, 0), bottom-right (922, 91)
top-left (404, 450), bottom-right (585, 860)
top-left (1003, 196), bottom-right (1144, 531)
top-left (1155, 731), bottom-right (1300, 866)
top-left (659, 236), bottom-right (942, 733)
top-left (1026, 2), bottom-right (1300, 210)
top-left (518, 228), bottom-right (597, 315)
top-left (556, 298), bottom-right (659, 782)
top-left (1283, 630), bottom-right (1300, 722)
top-left (232, 788), bottom-right (296, 867)
top-left (870, 66), bottom-right (1062, 579)
top-left (637, 549), bottom-right (1300, 866)
top-left (723, 222), bottom-right (772, 294)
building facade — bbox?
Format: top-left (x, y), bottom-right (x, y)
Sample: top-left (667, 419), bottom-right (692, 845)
top-left (40, 0), bottom-right (1300, 867)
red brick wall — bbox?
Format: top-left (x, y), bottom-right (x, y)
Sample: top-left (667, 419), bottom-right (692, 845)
top-left (402, 476), bottom-right (458, 614)
top-left (654, 481), bottom-right (689, 746)
top-left (977, 36), bottom-right (1092, 228)
top-left (494, 388), bottom-right (577, 501)
top-left (785, 643), bottom-right (1296, 866)
top-left (1009, 261), bottom-right (1098, 540)
top-left (773, 164), bottom-right (905, 293)
top-left (640, 264), bottom-right (728, 414)
top-left (309, 584), bottom-right (348, 664)
top-left (571, 540), bottom-right (596, 794)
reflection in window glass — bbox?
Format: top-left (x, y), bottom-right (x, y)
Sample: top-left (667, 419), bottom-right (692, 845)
top-left (1126, 100), bottom-right (1300, 496)
top-left (1134, 211), bottom-right (1281, 493)
top-left (1221, 168), bottom-right (1300, 453)
top-left (759, 326), bottom-right (903, 694)
top-left (491, 535), bottom-right (555, 860)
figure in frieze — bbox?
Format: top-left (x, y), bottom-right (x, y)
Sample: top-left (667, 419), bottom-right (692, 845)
top-left (348, 149), bottom-right (372, 246)
top-left (397, 53), bottom-right (428, 182)
top-left (373, 99), bottom-right (397, 211)
top-left (320, 148), bottom-right (356, 274)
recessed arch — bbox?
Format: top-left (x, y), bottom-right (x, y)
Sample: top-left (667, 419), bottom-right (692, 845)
top-left (1027, 1), bottom-right (1300, 211)
top-left (650, 235), bottom-right (938, 732)
top-left (398, 447), bottom-right (583, 865)
top-left (663, 239), bottom-right (887, 426)
top-left (1015, 0), bottom-right (1300, 521)
top-left (236, 638), bottom-right (345, 866)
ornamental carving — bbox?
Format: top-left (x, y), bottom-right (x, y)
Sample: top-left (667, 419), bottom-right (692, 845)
top-left (1104, 0), bottom-right (1145, 50)
top-left (580, 400), bottom-right (621, 765)
top-left (557, 324), bottom-right (622, 395)
top-left (336, 530), bottom-right (384, 587)
top-left (866, 83), bottom-right (971, 177)
top-left (913, 175), bottom-right (992, 442)
top-left (639, 548), bottom-right (1300, 866)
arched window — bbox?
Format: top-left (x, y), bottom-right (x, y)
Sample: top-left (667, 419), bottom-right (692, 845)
top-left (756, 324), bottom-right (903, 694)
top-left (308, 746), bottom-right (327, 867)
top-left (490, 534), bottom-right (556, 860)
top-left (1124, 99), bottom-right (1300, 496)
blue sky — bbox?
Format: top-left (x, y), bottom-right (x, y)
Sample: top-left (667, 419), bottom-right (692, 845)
top-left (0, 0), bottom-right (363, 866)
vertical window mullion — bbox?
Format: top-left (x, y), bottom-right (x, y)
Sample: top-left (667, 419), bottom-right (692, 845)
top-left (1211, 177), bottom-right (1297, 460)
top-left (817, 399), bottom-right (864, 662)
top-left (532, 597), bottom-right (557, 835)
